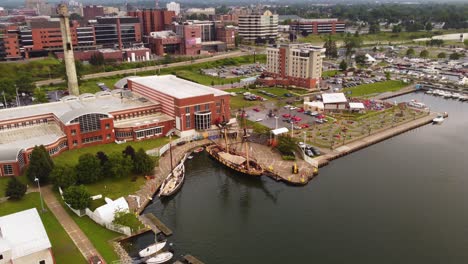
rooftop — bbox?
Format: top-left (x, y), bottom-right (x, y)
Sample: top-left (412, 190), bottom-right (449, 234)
top-left (0, 90), bottom-right (157, 123)
top-left (0, 208), bottom-right (51, 260)
top-left (322, 93), bottom-right (348, 104)
top-left (129, 75), bottom-right (229, 99)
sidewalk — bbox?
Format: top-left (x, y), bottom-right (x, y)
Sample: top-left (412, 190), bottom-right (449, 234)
top-left (42, 186), bottom-right (104, 261)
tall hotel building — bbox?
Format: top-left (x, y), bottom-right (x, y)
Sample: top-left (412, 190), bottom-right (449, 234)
top-left (290, 19), bottom-right (345, 35)
top-left (238, 10), bottom-right (278, 42)
top-left (261, 43), bottom-right (325, 89)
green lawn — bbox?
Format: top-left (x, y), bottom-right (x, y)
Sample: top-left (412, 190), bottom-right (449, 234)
top-left (226, 86), bottom-right (308, 110)
top-left (175, 70), bottom-right (243, 86)
top-left (0, 193), bottom-right (87, 264)
top-left (343, 80), bottom-right (408, 97)
top-left (54, 192), bottom-right (121, 262)
top-left (53, 137), bottom-right (169, 166)
top-left (85, 176), bottom-right (147, 200)
top-left (322, 70), bottom-right (340, 78)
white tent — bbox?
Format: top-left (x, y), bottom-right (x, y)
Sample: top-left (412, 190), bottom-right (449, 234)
top-left (271, 127), bottom-right (289, 136)
top-left (349, 102), bottom-right (365, 110)
top-left (92, 197), bottom-right (129, 225)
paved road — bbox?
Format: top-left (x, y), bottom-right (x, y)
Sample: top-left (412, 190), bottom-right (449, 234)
top-left (35, 51), bottom-right (248, 87)
top-left (42, 186), bottom-right (104, 261)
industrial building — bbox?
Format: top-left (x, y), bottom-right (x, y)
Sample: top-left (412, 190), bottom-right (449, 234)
top-left (260, 43), bottom-right (325, 89)
top-left (0, 75), bottom-right (230, 177)
top-left (127, 8), bottom-right (175, 37)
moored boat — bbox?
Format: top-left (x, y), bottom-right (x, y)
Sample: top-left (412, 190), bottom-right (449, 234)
top-left (145, 252), bottom-right (173, 264)
top-left (432, 115), bottom-right (444, 124)
top-left (193, 147), bottom-right (204, 153)
top-left (139, 241), bottom-right (167, 258)
top-left (158, 154), bottom-right (187, 197)
top-left (206, 144), bottom-right (264, 176)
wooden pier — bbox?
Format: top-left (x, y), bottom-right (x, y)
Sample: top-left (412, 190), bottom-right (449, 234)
top-left (184, 255), bottom-right (205, 264)
top-left (143, 213), bottom-right (173, 236)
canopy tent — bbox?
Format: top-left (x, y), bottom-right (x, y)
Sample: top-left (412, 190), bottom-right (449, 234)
top-left (271, 127), bottom-right (289, 136)
top-left (349, 102), bottom-right (365, 110)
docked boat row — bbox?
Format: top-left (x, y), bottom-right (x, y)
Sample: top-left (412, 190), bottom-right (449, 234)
top-left (138, 240), bottom-right (173, 264)
top-left (407, 99), bottom-right (428, 110)
top-left (426, 89), bottom-right (468, 101)
top-left (158, 153), bottom-right (187, 197)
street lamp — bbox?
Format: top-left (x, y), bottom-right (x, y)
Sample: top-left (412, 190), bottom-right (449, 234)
top-left (1, 91), bottom-right (7, 109)
top-left (15, 85), bottom-right (20, 107)
top-left (274, 116), bottom-right (279, 129)
top-left (34, 177), bottom-right (46, 213)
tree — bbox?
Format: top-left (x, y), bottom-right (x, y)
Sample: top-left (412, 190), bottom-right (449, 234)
top-left (369, 23), bottom-right (380, 34)
top-left (0, 78), bottom-right (16, 103)
top-left (301, 30), bottom-right (309, 37)
top-left (392, 25), bottom-right (402, 33)
top-left (15, 73), bottom-right (35, 94)
top-left (419, 50), bottom-right (429, 58)
top-left (33, 88), bottom-right (48, 103)
top-left (96, 151), bottom-right (109, 166)
top-left (385, 71), bottom-right (391, 81)
top-left (89, 53), bottom-right (105, 66)
top-left (464, 39), bottom-right (468, 48)
top-left (323, 35), bottom-right (338, 58)
top-left (339, 60), bottom-right (348, 71)
top-left (437, 52), bottom-right (446, 59)
top-left (449, 52), bottom-right (462, 60)
top-left (234, 34), bottom-right (241, 47)
top-left (133, 148), bottom-right (155, 175)
top-left (26, 145), bottom-right (54, 184)
top-left (113, 209), bottom-right (143, 233)
top-left (63, 185), bottom-right (91, 210)
top-left (425, 22), bottom-right (433, 31)
top-left (406, 48), bottom-right (415, 57)
top-left (76, 153), bottom-right (102, 184)
top-left (107, 152), bottom-right (133, 178)
top-left (344, 33), bottom-right (362, 57)
top-left (122, 146), bottom-right (136, 160)
top-left (355, 54), bottom-right (367, 65)
top-left (50, 164), bottom-right (77, 190)
top-left (5, 178), bottom-right (27, 200)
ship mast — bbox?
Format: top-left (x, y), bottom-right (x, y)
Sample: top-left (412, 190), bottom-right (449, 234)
top-left (242, 109), bottom-right (250, 171)
top-left (169, 134), bottom-right (174, 171)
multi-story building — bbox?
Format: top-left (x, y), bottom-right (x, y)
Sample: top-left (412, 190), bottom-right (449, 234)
top-left (0, 76), bottom-right (230, 176)
top-left (0, 24), bottom-right (22, 60)
top-left (93, 17), bottom-right (141, 49)
top-left (290, 19), bottom-right (345, 35)
top-left (82, 5), bottom-right (104, 21)
top-left (166, 1), bottom-right (180, 16)
top-left (127, 9), bottom-right (175, 37)
top-left (186, 8), bottom-right (215, 16)
top-left (261, 43), bottom-right (325, 89)
top-left (30, 19), bottom-right (79, 52)
top-left (175, 24), bottom-right (202, 55)
top-left (148, 30), bottom-right (182, 56)
top-left (238, 10), bottom-right (278, 42)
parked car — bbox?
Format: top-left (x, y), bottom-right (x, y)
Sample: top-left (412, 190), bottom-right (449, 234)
top-left (282, 113), bottom-right (291, 118)
top-left (296, 108), bottom-right (304, 113)
top-left (298, 142), bottom-right (305, 148)
top-left (304, 110), bottom-right (312, 115)
top-left (284, 93), bottom-right (293, 97)
top-left (291, 116), bottom-right (302, 122)
top-left (310, 111), bottom-right (319, 116)
top-left (300, 124), bottom-right (310, 129)
top-left (315, 119), bottom-right (324, 124)
top-left (89, 256), bottom-right (104, 264)
top-left (305, 149), bottom-right (314, 157)
top-left (311, 147), bottom-right (321, 156)
top-left (253, 108), bottom-right (260, 112)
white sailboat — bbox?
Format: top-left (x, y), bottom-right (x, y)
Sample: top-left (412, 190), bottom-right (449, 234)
top-left (138, 241), bottom-right (167, 258)
top-left (145, 252), bottom-right (173, 264)
top-left (432, 115), bottom-right (444, 124)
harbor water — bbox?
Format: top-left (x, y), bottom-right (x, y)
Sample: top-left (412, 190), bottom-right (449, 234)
top-left (138, 92), bottom-right (468, 263)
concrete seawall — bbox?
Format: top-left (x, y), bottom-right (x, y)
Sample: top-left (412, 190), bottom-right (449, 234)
top-left (315, 113), bottom-right (438, 168)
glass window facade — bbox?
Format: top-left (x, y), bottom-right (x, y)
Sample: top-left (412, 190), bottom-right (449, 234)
top-left (70, 114), bottom-right (108, 133)
top-left (195, 111), bottom-right (212, 130)
top-left (3, 164), bottom-right (13, 175)
top-left (135, 127), bottom-right (163, 139)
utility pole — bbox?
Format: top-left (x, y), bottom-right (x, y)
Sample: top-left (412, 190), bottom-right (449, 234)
top-left (2, 91), bottom-right (7, 108)
top-left (15, 85), bottom-right (20, 107)
top-left (34, 177), bottom-right (46, 213)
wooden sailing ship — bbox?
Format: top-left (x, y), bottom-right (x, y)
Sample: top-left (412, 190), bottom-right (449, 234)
top-left (206, 108), bottom-right (264, 177)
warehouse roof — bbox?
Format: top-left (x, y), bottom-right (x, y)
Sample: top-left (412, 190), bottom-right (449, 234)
top-left (129, 75), bottom-right (229, 99)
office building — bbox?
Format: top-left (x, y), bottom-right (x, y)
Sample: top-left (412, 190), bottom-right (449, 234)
top-left (238, 10), bottom-right (278, 42)
top-left (290, 19), bottom-right (345, 35)
top-left (83, 5), bottom-right (104, 21)
top-left (94, 17), bottom-right (141, 49)
top-left (127, 9), bottom-right (175, 36)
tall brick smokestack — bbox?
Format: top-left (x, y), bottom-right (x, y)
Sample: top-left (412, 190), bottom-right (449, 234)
top-left (57, 4), bottom-right (79, 96)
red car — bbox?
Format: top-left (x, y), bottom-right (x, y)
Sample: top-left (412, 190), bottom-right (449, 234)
top-left (317, 114), bottom-right (326, 119)
top-left (300, 124), bottom-right (310, 128)
top-left (297, 108), bottom-right (304, 113)
top-left (291, 116), bottom-right (302, 121)
top-left (282, 113), bottom-right (291, 118)
top-left (253, 108), bottom-right (260, 112)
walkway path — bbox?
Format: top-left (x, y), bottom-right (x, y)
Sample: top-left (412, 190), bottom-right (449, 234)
top-left (42, 186), bottom-right (104, 261)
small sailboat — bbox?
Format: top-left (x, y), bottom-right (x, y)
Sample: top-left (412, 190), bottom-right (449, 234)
top-left (193, 147), bottom-right (204, 153)
top-left (159, 153), bottom-right (187, 197)
top-left (139, 241), bottom-right (167, 258)
top-left (432, 115), bottom-right (444, 124)
top-left (145, 252), bottom-right (173, 264)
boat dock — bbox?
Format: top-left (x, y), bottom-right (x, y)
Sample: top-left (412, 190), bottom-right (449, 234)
top-left (183, 255), bottom-right (205, 264)
top-left (141, 213), bottom-right (173, 236)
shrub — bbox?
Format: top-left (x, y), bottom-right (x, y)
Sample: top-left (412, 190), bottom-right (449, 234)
top-left (63, 185), bottom-right (91, 210)
top-left (5, 178), bottom-right (27, 200)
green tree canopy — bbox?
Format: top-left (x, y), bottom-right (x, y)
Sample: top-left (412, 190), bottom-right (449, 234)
top-left (437, 52), bottom-right (446, 59)
top-left (406, 48), bottom-right (415, 57)
top-left (449, 52), bottom-right (462, 60)
top-left (76, 153), bottom-right (102, 184)
top-left (122, 146), bottom-right (136, 160)
top-left (339, 60), bottom-right (348, 71)
top-left (419, 50), bottom-right (429, 58)
top-left (33, 88), bottom-right (48, 103)
top-left (5, 177), bottom-right (27, 200)
top-left (107, 152), bottom-right (133, 178)
top-left (355, 54), bottom-right (367, 65)
top-left (133, 148), bottom-right (155, 175)
top-left (63, 185), bottom-right (91, 210)
top-left (369, 23), bottom-right (380, 34)
top-left (323, 35), bottom-right (338, 58)
top-left (26, 145), bottom-right (54, 183)
top-left (50, 164), bottom-right (77, 190)
top-left (15, 73), bottom-right (35, 94)
top-left (344, 33), bottom-right (362, 57)
top-left (385, 71), bottom-right (391, 80)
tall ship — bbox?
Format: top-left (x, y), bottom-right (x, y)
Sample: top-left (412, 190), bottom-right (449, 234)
top-left (206, 109), bottom-right (264, 177)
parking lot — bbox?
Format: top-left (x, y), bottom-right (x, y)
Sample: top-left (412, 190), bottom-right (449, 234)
top-left (201, 63), bottom-right (265, 79)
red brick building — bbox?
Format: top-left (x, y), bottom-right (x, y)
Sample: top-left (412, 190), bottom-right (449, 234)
top-left (83, 5), bottom-right (104, 21)
top-left (290, 19), bottom-right (345, 35)
top-left (127, 9), bottom-right (175, 36)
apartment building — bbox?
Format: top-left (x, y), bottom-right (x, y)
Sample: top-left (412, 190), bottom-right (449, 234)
top-left (261, 43), bottom-right (325, 89)
top-left (127, 9), bottom-right (175, 37)
top-left (238, 10), bottom-right (278, 42)
top-left (290, 18), bottom-right (345, 35)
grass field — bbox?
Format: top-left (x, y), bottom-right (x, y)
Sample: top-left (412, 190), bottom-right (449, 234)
top-left (85, 176), bottom-right (147, 200)
top-left (0, 193), bottom-right (87, 264)
top-left (343, 80), bottom-right (408, 97)
top-left (53, 192), bottom-right (121, 262)
top-left (53, 137), bottom-right (169, 166)
top-left (322, 70), bottom-right (340, 78)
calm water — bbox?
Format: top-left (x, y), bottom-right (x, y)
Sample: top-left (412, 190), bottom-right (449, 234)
top-left (139, 92), bottom-right (468, 264)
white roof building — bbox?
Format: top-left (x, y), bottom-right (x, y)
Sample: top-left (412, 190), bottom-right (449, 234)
top-left (349, 102), bottom-right (365, 110)
top-left (322, 93), bottom-right (348, 104)
top-left (0, 208), bottom-right (54, 264)
top-left (92, 197), bottom-right (129, 225)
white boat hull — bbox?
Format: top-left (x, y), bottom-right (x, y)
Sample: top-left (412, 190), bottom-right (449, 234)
top-left (139, 241), bottom-right (167, 258)
top-left (146, 252), bottom-right (173, 264)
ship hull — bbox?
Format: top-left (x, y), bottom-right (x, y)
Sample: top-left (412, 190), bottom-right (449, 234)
top-left (205, 144), bottom-right (263, 177)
